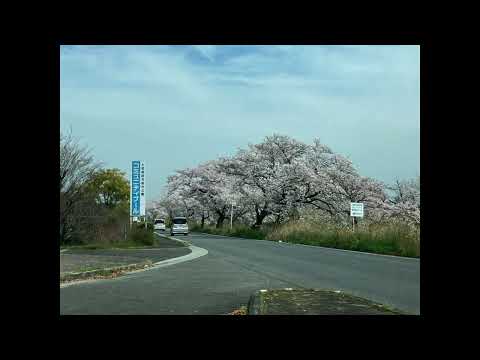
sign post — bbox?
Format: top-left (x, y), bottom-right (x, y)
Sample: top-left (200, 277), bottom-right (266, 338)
top-left (350, 202), bottom-right (364, 232)
top-left (230, 201), bottom-right (236, 230)
top-left (131, 160), bottom-right (146, 229)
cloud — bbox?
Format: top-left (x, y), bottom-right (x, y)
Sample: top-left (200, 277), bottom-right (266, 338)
top-left (60, 45), bottom-right (419, 201)
top-left (191, 45), bottom-right (217, 62)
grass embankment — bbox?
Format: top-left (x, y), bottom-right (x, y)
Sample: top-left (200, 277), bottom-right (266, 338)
top-left (191, 221), bottom-right (420, 258)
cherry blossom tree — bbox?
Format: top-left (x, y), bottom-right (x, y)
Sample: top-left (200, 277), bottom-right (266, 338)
top-left (164, 160), bottom-right (240, 228)
top-left (219, 134), bottom-right (310, 226)
top-left (386, 176), bottom-right (420, 226)
top-left (157, 134), bottom-right (419, 230)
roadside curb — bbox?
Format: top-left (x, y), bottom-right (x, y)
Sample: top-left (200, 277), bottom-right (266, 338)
top-left (246, 288), bottom-right (407, 315)
top-left (148, 245), bottom-right (208, 269)
top-left (247, 290), bottom-right (265, 315)
top-left (155, 232), bottom-right (191, 247)
top-left (60, 260), bottom-right (153, 283)
top-left (60, 238), bottom-right (208, 288)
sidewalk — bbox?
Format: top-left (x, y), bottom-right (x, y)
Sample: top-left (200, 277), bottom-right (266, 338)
top-left (247, 288), bottom-right (405, 315)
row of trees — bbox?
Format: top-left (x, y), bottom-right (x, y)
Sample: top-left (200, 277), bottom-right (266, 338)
top-left (155, 134), bottom-right (420, 228)
top-left (60, 130), bottom-right (130, 245)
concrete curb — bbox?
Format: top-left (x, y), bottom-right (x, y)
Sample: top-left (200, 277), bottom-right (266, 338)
top-left (148, 245), bottom-right (208, 269)
top-left (246, 288), bottom-right (408, 315)
top-left (60, 238), bottom-right (208, 288)
top-left (60, 260), bottom-right (153, 283)
top-left (247, 290), bottom-right (266, 315)
top-left (154, 231), bottom-right (191, 247)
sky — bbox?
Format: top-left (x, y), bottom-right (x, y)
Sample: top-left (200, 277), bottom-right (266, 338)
top-left (60, 45), bottom-right (420, 204)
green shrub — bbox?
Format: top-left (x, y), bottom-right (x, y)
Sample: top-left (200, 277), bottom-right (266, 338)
top-left (127, 226), bottom-right (154, 246)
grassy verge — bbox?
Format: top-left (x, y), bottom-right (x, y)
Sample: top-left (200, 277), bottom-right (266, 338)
top-left (267, 222), bottom-right (420, 258)
top-left (61, 226), bottom-right (157, 250)
top-left (191, 221), bottom-right (420, 258)
top-left (61, 239), bottom-right (163, 251)
top-left (191, 224), bottom-right (269, 240)
top-left (60, 259), bottom-right (153, 283)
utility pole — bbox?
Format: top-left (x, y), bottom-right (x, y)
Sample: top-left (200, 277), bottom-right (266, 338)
top-left (230, 201), bottom-right (235, 230)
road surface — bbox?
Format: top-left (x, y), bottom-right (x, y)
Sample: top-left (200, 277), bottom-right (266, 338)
top-left (60, 232), bottom-right (420, 315)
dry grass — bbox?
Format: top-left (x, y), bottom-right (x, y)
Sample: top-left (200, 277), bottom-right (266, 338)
top-left (227, 305), bottom-right (248, 315)
top-left (191, 220), bottom-right (419, 258)
top-left (266, 221), bottom-right (420, 258)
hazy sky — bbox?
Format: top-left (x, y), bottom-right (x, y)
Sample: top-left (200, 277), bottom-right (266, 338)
top-left (60, 45), bottom-right (420, 204)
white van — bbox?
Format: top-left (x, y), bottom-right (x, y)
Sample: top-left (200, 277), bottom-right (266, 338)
top-left (171, 217), bottom-right (188, 236)
top-left (154, 218), bottom-right (166, 231)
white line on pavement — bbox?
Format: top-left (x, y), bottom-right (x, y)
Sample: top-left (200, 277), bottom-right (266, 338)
top-left (60, 243), bottom-right (208, 288)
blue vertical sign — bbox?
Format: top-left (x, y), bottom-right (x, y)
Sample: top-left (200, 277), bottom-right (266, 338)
top-left (131, 160), bottom-right (141, 216)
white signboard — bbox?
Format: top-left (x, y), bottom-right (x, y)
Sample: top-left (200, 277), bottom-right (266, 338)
top-left (140, 161), bottom-right (146, 216)
top-left (350, 202), bottom-right (364, 217)
top-left (131, 160), bottom-right (146, 217)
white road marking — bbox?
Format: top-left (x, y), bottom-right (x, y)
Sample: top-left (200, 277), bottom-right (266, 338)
top-left (60, 244), bottom-right (208, 288)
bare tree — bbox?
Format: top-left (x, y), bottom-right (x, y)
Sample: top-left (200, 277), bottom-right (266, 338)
top-left (60, 129), bottom-right (102, 244)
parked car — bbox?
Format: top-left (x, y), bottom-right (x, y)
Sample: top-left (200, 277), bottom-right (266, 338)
top-left (171, 216), bottom-right (188, 236)
top-left (154, 218), bottom-right (166, 231)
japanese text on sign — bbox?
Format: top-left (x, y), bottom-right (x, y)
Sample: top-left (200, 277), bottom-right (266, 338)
top-left (350, 202), bottom-right (364, 217)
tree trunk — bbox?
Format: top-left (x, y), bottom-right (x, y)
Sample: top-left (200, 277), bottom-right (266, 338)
top-left (60, 214), bottom-right (71, 245)
top-left (201, 213), bottom-right (205, 228)
top-left (60, 222), bottom-right (65, 244)
top-left (216, 214), bottom-right (226, 228)
top-left (274, 213), bottom-right (283, 224)
top-left (254, 209), bottom-right (268, 227)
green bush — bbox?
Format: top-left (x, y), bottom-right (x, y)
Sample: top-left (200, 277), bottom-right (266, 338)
top-left (127, 226), bottom-right (154, 246)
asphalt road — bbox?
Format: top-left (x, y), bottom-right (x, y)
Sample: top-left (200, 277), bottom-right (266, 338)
top-left (60, 232), bottom-right (420, 315)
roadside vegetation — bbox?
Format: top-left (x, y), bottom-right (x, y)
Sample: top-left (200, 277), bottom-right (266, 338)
top-left (60, 129), bottom-right (155, 249)
top-left (267, 221), bottom-right (419, 257)
top-left (191, 221), bottom-right (419, 258)
top-left (191, 223), bottom-right (270, 240)
top-left (157, 134), bottom-right (420, 258)
top-left (61, 130), bottom-right (420, 257)
top-left (61, 223), bottom-right (157, 250)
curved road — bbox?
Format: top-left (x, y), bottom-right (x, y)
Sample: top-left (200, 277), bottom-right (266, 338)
top-left (60, 232), bottom-right (420, 315)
